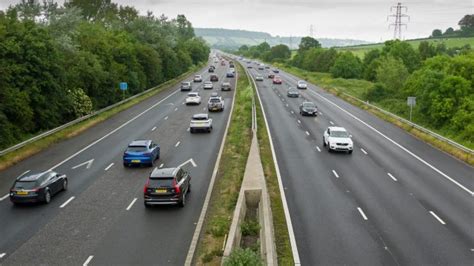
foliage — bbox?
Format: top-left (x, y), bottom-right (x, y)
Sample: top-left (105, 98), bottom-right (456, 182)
top-left (223, 248), bottom-right (263, 266)
top-left (330, 51), bottom-right (363, 79)
top-left (0, 1), bottom-right (208, 150)
top-left (263, 44), bottom-right (291, 62)
top-left (432, 29), bottom-right (442, 37)
top-left (298, 36), bottom-right (321, 51)
top-left (375, 56), bottom-right (409, 95)
top-left (241, 220), bottom-right (260, 236)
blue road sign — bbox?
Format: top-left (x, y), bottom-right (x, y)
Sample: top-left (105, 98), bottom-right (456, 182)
top-left (120, 82), bottom-right (128, 91)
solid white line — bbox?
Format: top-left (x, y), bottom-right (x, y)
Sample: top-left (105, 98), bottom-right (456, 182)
top-left (316, 146), bottom-right (321, 152)
top-left (305, 131), bottom-right (310, 136)
top-left (126, 198), bottom-right (137, 211)
top-left (329, 121), bottom-right (334, 125)
top-left (159, 163), bottom-right (164, 168)
top-left (48, 88), bottom-right (181, 171)
top-left (83, 255), bottom-right (93, 266)
top-left (0, 253), bottom-right (5, 258)
top-left (175, 141), bottom-right (180, 147)
top-left (357, 207), bottom-right (368, 220)
top-left (360, 148), bottom-right (368, 155)
top-left (104, 163), bottom-right (114, 171)
top-left (332, 170), bottom-right (339, 178)
top-left (59, 196), bottom-right (75, 208)
top-left (249, 71), bottom-right (301, 265)
top-left (429, 211), bottom-right (446, 225)
top-left (387, 173), bottom-right (398, 182)
top-left (0, 194), bottom-right (9, 201)
top-left (297, 120), bottom-right (301, 124)
top-left (185, 68), bottom-right (239, 265)
top-left (151, 126), bottom-right (157, 131)
top-left (306, 89), bottom-right (474, 196)
top-left (164, 116), bottom-right (168, 120)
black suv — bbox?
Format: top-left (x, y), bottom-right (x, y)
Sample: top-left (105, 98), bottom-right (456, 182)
top-left (10, 171), bottom-right (68, 205)
top-left (143, 167), bottom-right (191, 208)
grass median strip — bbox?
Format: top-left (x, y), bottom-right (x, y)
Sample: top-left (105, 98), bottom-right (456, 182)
top-left (277, 64), bottom-right (473, 165)
top-left (196, 63), bottom-right (253, 265)
top-left (0, 64), bottom-right (204, 172)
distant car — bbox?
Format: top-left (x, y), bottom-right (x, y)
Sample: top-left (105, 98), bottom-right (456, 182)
top-left (299, 101), bottom-right (317, 116)
top-left (180, 81), bottom-right (191, 91)
top-left (210, 74), bottom-right (219, 82)
top-left (226, 71), bottom-right (235, 78)
top-left (229, 67), bottom-right (236, 73)
top-left (123, 140), bottom-right (160, 167)
top-left (203, 81), bottom-right (213, 89)
top-left (221, 82), bottom-right (232, 91)
top-left (143, 167), bottom-right (191, 208)
top-left (255, 76), bottom-right (264, 81)
top-left (267, 73), bottom-right (275, 79)
top-left (265, 66), bottom-right (270, 69)
top-left (185, 92), bottom-right (201, 105)
top-left (208, 67), bottom-right (215, 73)
top-left (193, 75), bottom-right (202, 82)
top-left (273, 76), bottom-right (282, 84)
top-left (297, 80), bottom-right (308, 89)
top-left (10, 171), bottom-right (68, 205)
top-left (287, 88), bottom-right (299, 98)
top-left (323, 127), bottom-right (353, 154)
top-left (272, 69), bottom-right (280, 73)
top-left (190, 113), bottom-right (213, 133)
top-left (247, 65), bottom-right (253, 69)
top-left (258, 64), bottom-right (264, 70)
top-left (208, 96), bottom-right (225, 112)
top-left (221, 61), bottom-right (226, 66)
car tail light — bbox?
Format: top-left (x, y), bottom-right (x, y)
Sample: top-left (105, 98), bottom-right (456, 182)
top-left (143, 179), bottom-right (150, 193)
top-left (173, 179), bottom-right (180, 194)
top-left (32, 188), bottom-right (39, 192)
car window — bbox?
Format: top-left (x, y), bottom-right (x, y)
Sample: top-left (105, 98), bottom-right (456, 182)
top-left (127, 146), bottom-right (147, 152)
top-left (149, 178), bottom-right (173, 188)
top-left (176, 169), bottom-right (183, 182)
top-left (303, 103), bottom-right (315, 107)
top-left (331, 131), bottom-right (349, 138)
top-left (14, 181), bottom-right (37, 189)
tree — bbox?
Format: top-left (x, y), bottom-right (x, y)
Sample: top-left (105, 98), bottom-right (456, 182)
top-left (418, 41), bottom-right (437, 60)
top-left (459, 14), bottom-right (474, 36)
top-left (362, 49), bottom-right (381, 80)
top-left (267, 44), bottom-right (291, 61)
top-left (330, 52), bottom-right (363, 79)
top-left (298, 36), bottom-right (321, 51)
top-left (444, 27), bottom-right (455, 36)
top-left (382, 40), bottom-right (420, 72)
top-left (175, 14), bottom-right (194, 40)
top-left (431, 29), bottom-right (442, 37)
top-left (375, 56), bottom-right (409, 95)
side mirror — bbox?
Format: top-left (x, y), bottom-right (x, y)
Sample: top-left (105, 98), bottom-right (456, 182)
top-left (349, 135), bottom-right (353, 138)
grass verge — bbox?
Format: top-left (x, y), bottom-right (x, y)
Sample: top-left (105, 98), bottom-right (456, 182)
top-left (0, 64), bottom-right (204, 171)
top-left (196, 62), bottom-right (253, 265)
top-left (276, 64), bottom-right (473, 165)
top-left (254, 83), bottom-right (295, 264)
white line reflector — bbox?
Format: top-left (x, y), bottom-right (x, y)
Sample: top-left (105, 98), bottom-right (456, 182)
top-left (126, 198), bottom-right (137, 211)
top-left (83, 255), bottom-right (94, 266)
top-left (357, 207), bottom-right (368, 220)
top-left (0, 194), bottom-right (9, 201)
top-left (104, 163), bottom-right (114, 171)
top-left (332, 170), bottom-right (339, 178)
top-left (175, 141), bottom-right (181, 147)
top-left (387, 173), bottom-right (398, 182)
top-left (360, 148), bottom-right (368, 155)
top-left (430, 211), bottom-right (446, 225)
top-left (60, 196), bottom-right (75, 208)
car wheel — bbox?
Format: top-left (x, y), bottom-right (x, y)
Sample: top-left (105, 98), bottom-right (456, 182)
top-left (44, 190), bottom-right (51, 204)
top-left (323, 137), bottom-right (326, 146)
top-left (190, 128), bottom-right (194, 134)
top-left (179, 193), bottom-right (186, 208)
top-left (187, 184), bottom-right (191, 193)
top-left (123, 163), bottom-right (128, 168)
top-left (144, 202), bottom-right (151, 208)
top-left (62, 179), bottom-right (68, 191)
top-left (348, 150), bottom-right (353, 154)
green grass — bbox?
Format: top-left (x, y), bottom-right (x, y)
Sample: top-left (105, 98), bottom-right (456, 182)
top-left (338, 37), bottom-right (474, 58)
top-left (196, 62), bottom-right (253, 265)
top-left (277, 64), bottom-right (473, 165)
top-left (0, 64), bottom-right (204, 171)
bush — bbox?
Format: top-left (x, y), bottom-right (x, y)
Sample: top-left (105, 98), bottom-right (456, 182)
top-left (224, 248), bottom-right (263, 266)
top-left (330, 52), bottom-right (363, 79)
top-left (241, 220), bottom-right (260, 236)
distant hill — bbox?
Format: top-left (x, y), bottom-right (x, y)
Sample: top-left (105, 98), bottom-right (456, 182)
top-left (194, 28), bottom-right (371, 50)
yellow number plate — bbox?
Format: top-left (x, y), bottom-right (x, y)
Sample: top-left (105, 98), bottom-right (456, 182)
top-left (156, 189), bottom-right (167, 193)
top-left (16, 191), bottom-right (28, 195)
top-left (131, 160), bottom-right (140, 163)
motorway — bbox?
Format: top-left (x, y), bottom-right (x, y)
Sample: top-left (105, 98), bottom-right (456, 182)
top-left (243, 61), bottom-right (473, 265)
top-left (0, 56), bottom-right (236, 265)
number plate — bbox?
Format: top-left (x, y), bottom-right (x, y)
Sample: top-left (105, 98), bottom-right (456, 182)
top-left (16, 191), bottom-right (28, 195)
top-left (131, 160), bottom-right (140, 163)
top-left (156, 189), bottom-right (167, 193)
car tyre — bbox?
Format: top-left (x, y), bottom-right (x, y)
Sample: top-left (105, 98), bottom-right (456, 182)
top-left (348, 150), bottom-right (353, 154)
top-left (187, 184), bottom-right (191, 193)
top-left (190, 128), bottom-right (194, 134)
top-left (179, 193), bottom-right (186, 208)
top-left (44, 190), bottom-right (51, 204)
top-left (144, 202), bottom-right (151, 208)
top-left (323, 137), bottom-right (326, 146)
top-left (62, 179), bottom-right (68, 191)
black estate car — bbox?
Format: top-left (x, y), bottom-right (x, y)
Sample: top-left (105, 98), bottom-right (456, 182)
top-left (144, 167), bottom-right (191, 208)
top-left (10, 171), bottom-right (68, 205)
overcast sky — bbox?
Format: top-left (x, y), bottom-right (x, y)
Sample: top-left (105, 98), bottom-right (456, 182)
top-left (0, 0), bottom-right (472, 42)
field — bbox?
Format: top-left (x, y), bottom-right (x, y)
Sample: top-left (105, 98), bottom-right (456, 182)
top-left (338, 37), bottom-right (474, 58)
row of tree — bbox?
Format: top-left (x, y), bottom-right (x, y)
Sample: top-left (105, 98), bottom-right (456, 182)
top-left (0, 0), bottom-right (209, 149)
top-left (432, 14), bottom-right (474, 38)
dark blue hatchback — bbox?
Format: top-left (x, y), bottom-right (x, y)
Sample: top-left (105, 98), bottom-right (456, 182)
top-left (123, 140), bottom-right (160, 167)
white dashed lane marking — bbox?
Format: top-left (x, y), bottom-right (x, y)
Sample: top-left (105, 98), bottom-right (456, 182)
top-left (430, 211), bottom-right (446, 225)
top-left (332, 170), bottom-right (339, 178)
top-left (164, 116), bottom-right (168, 120)
top-left (159, 163), bottom-right (164, 168)
top-left (0, 194), bottom-right (9, 201)
top-left (83, 255), bottom-right (94, 266)
top-left (316, 146), bottom-right (321, 152)
top-left (357, 207), bottom-right (368, 220)
top-left (104, 163), bottom-right (114, 171)
top-left (175, 141), bottom-right (181, 147)
top-left (305, 131), bottom-right (310, 136)
top-left (387, 173), bottom-right (397, 182)
top-left (329, 121), bottom-right (334, 125)
top-left (360, 148), bottom-right (368, 155)
top-left (59, 196), bottom-right (75, 208)
top-left (152, 126), bottom-right (157, 131)
top-left (126, 198), bottom-right (137, 211)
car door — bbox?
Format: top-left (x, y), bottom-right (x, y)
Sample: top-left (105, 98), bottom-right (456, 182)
top-left (44, 172), bottom-right (59, 194)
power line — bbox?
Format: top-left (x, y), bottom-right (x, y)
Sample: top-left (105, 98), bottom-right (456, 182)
top-left (387, 2), bottom-right (410, 40)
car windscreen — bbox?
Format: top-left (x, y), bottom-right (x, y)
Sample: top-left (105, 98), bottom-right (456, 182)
top-left (14, 181), bottom-right (38, 189)
top-left (331, 131), bottom-right (349, 138)
top-left (181, 82), bottom-right (190, 86)
top-left (149, 178), bottom-right (174, 188)
top-left (127, 146), bottom-right (147, 152)
top-left (188, 93), bottom-right (198, 97)
top-left (303, 103), bottom-right (315, 108)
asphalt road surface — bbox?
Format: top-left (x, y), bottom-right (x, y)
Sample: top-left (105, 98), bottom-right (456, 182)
top-left (243, 61), bottom-right (473, 265)
top-left (0, 56), bottom-right (236, 265)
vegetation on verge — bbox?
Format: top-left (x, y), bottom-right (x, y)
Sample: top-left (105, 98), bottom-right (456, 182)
top-left (196, 63), bottom-right (253, 265)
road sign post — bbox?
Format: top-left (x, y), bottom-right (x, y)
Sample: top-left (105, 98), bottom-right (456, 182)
top-left (407, 96), bottom-right (416, 121)
top-left (120, 82), bottom-right (128, 100)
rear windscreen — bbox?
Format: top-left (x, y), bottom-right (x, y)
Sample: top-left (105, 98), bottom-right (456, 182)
top-left (14, 181), bottom-right (38, 189)
top-left (149, 178), bottom-right (174, 188)
top-left (127, 146), bottom-right (147, 152)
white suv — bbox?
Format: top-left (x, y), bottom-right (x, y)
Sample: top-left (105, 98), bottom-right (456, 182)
top-left (323, 126), bottom-right (353, 154)
top-left (185, 92), bottom-right (201, 105)
top-left (297, 80), bottom-right (307, 89)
